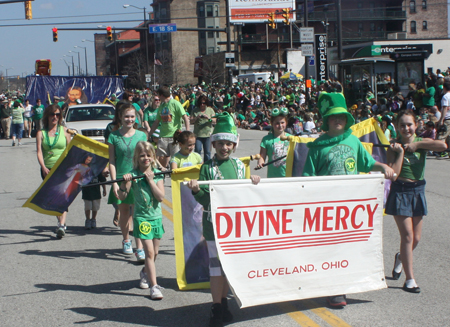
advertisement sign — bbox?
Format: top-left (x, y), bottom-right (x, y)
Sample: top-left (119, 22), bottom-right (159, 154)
top-left (229, 0), bottom-right (296, 23)
top-left (210, 175), bottom-right (386, 308)
top-left (315, 34), bottom-right (328, 82)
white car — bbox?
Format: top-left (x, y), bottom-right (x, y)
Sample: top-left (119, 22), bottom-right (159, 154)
top-left (65, 104), bottom-right (115, 142)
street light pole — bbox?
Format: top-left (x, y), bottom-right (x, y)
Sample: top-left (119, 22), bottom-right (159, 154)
top-left (5, 67), bottom-right (13, 91)
top-left (75, 46), bottom-right (88, 76)
top-left (124, 4), bottom-right (149, 74)
top-left (60, 58), bottom-right (71, 76)
top-left (64, 55), bottom-right (74, 76)
top-left (70, 51), bottom-right (81, 75)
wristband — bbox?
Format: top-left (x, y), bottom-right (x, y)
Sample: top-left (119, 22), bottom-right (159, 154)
top-left (119, 187), bottom-right (127, 193)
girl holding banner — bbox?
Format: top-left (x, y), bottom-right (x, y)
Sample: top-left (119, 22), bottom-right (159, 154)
top-left (386, 110), bottom-right (447, 293)
top-left (36, 104), bottom-right (71, 239)
top-left (107, 103), bottom-right (147, 259)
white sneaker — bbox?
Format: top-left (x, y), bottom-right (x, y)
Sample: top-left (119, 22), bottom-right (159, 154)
top-left (150, 285), bottom-right (164, 300)
top-left (139, 268), bottom-right (149, 289)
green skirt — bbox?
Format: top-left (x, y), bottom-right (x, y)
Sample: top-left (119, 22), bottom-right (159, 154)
top-left (107, 186), bottom-right (135, 205)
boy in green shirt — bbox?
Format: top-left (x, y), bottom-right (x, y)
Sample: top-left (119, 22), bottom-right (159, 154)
top-left (187, 112), bottom-right (260, 327)
top-left (303, 91), bottom-right (395, 307)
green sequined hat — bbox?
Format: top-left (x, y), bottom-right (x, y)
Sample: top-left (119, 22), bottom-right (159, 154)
top-left (318, 92), bottom-right (354, 131)
top-left (211, 111), bottom-right (238, 143)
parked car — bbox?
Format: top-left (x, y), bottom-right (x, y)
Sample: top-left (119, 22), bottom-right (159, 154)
top-left (64, 104), bottom-right (115, 142)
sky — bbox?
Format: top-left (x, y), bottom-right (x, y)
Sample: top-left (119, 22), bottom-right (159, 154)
top-left (0, 0), bottom-right (152, 77)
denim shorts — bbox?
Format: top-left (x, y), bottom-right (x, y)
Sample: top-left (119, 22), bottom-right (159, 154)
top-left (385, 180), bottom-right (427, 217)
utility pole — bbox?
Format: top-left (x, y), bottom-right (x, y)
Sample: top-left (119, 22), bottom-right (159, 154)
top-left (336, 0), bottom-right (343, 84)
top-left (225, 0), bottom-right (233, 87)
top-left (304, 0), bottom-right (310, 107)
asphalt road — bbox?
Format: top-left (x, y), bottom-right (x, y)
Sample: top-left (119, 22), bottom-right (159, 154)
top-left (1, 129), bottom-right (449, 327)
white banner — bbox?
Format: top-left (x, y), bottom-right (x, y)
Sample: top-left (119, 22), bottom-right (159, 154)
top-left (229, 0), bottom-right (296, 24)
top-left (210, 175), bottom-right (387, 308)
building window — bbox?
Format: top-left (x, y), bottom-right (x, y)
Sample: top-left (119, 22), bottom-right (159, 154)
top-left (206, 5), bottom-right (213, 17)
top-left (423, 21), bottom-right (427, 30)
top-left (358, 23), bottom-right (363, 32)
top-left (214, 5), bottom-right (219, 17)
top-left (216, 26), bottom-right (220, 38)
top-left (410, 1), bottom-right (416, 13)
top-left (199, 5), bottom-right (204, 17)
top-left (207, 47), bottom-right (215, 54)
top-left (411, 20), bottom-right (417, 33)
top-left (422, 1), bottom-right (427, 10)
top-left (370, 23), bottom-right (375, 32)
top-left (208, 26), bottom-right (214, 38)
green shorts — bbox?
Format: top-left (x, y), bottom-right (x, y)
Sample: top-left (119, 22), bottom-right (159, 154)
top-left (133, 217), bottom-right (164, 240)
top-left (107, 186), bottom-right (135, 205)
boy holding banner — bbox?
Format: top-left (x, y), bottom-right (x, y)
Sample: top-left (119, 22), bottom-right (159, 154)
top-left (187, 112), bottom-right (260, 327)
top-left (303, 91), bottom-right (399, 307)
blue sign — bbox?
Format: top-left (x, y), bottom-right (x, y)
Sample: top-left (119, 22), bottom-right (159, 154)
top-left (149, 23), bottom-right (177, 33)
top-left (309, 55), bottom-right (315, 66)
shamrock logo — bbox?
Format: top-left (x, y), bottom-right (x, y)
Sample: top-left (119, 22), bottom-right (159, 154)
top-left (320, 98), bottom-right (330, 113)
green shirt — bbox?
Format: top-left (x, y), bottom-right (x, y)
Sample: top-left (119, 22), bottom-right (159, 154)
top-left (11, 106), bottom-right (24, 124)
top-left (107, 130), bottom-right (147, 178)
top-left (156, 99), bottom-right (186, 138)
top-left (130, 168), bottom-right (163, 220)
top-left (33, 104), bottom-right (45, 121)
top-left (42, 126), bottom-right (66, 168)
top-left (144, 107), bottom-right (159, 128)
top-left (192, 106), bottom-right (215, 138)
top-left (398, 137), bottom-right (426, 181)
top-left (303, 131), bottom-right (376, 176)
top-left (170, 151), bottom-right (202, 168)
top-left (423, 87), bottom-right (435, 107)
top-left (260, 132), bottom-right (291, 178)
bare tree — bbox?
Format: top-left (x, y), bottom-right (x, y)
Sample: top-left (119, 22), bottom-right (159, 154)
top-left (123, 52), bottom-right (146, 89)
top-left (201, 54), bottom-right (224, 84)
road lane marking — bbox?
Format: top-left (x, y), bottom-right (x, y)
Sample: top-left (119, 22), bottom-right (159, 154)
top-left (278, 303), bottom-right (321, 327)
top-left (303, 300), bottom-right (352, 327)
top-left (162, 199), bottom-right (352, 327)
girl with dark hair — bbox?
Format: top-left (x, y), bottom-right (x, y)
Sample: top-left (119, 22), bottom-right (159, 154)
top-left (170, 130), bottom-right (202, 169)
top-left (36, 104), bottom-right (72, 238)
top-left (386, 110), bottom-right (446, 293)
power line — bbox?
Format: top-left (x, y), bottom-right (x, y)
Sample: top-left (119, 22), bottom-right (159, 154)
top-left (0, 11), bottom-right (143, 21)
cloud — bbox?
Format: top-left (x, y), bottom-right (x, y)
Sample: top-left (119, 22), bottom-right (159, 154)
top-left (40, 3), bottom-right (54, 10)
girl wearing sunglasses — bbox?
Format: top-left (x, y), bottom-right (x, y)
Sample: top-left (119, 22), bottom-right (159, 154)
top-left (256, 107), bottom-right (290, 178)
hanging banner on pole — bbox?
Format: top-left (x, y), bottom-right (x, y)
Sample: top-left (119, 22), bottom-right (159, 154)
top-left (210, 175), bottom-right (387, 308)
top-left (315, 34), bottom-right (328, 82)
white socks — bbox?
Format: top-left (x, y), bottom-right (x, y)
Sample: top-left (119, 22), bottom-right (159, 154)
top-left (405, 279), bottom-right (418, 288)
top-left (394, 252), bottom-right (403, 273)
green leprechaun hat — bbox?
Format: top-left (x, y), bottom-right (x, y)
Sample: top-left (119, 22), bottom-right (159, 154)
top-left (211, 111), bottom-right (238, 143)
top-left (318, 91), bottom-right (355, 131)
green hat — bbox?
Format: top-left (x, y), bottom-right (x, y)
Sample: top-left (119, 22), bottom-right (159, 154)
top-left (318, 92), bottom-right (354, 131)
top-left (211, 112), bottom-right (238, 143)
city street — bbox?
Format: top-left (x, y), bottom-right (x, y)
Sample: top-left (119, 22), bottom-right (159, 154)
top-left (1, 128), bottom-right (450, 327)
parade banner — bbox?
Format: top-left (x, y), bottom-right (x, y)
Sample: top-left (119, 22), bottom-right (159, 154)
top-left (23, 135), bottom-right (109, 216)
top-left (210, 174), bottom-right (387, 308)
top-left (286, 118), bottom-right (388, 177)
top-left (171, 157), bottom-right (252, 291)
top-left (25, 75), bottom-right (124, 107)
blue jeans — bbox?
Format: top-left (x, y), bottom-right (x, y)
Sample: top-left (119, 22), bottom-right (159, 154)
top-left (11, 123), bottom-right (23, 139)
top-left (195, 137), bottom-right (211, 162)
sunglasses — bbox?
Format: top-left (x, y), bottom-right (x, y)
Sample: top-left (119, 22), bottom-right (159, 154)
top-left (50, 112), bottom-right (61, 117)
top-left (154, 98), bottom-right (160, 101)
top-left (271, 107), bottom-right (289, 117)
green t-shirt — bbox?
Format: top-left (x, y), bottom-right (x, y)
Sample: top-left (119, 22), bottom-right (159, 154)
top-left (423, 87), bottom-right (435, 107)
top-left (130, 168), bottom-right (163, 220)
top-left (156, 99), bottom-right (186, 138)
top-left (107, 130), bottom-right (147, 178)
top-left (144, 107), bottom-right (159, 128)
top-left (260, 132), bottom-right (291, 178)
top-left (192, 106), bottom-right (215, 138)
top-left (170, 151), bottom-right (202, 168)
top-left (303, 131), bottom-right (376, 176)
top-left (11, 106), bottom-right (24, 124)
top-left (33, 104), bottom-right (45, 121)
top-left (194, 157), bottom-right (245, 240)
top-left (398, 137), bottom-right (426, 181)
top-left (42, 126), bottom-right (66, 168)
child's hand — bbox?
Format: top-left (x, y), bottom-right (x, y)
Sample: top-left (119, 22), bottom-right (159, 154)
top-left (144, 169), bottom-right (155, 181)
top-left (403, 142), bottom-right (418, 152)
top-left (383, 165), bottom-right (396, 180)
top-left (255, 158), bottom-right (265, 170)
top-left (390, 142), bottom-right (404, 154)
top-left (250, 175), bottom-right (261, 185)
top-left (123, 173), bottom-right (133, 181)
top-left (103, 189), bottom-right (107, 197)
top-left (186, 179), bottom-right (200, 193)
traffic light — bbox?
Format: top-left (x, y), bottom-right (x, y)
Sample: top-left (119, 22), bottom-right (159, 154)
top-left (282, 8), bottom-right (290, 25)
top-left (267, 12), bottom-right (276, 29)
top-left (52, 27), bottom-right (58, 42)
top-left (24, 1), bottom-right (32, 20)
top-left (106, 26), bottom-right (113, 41)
